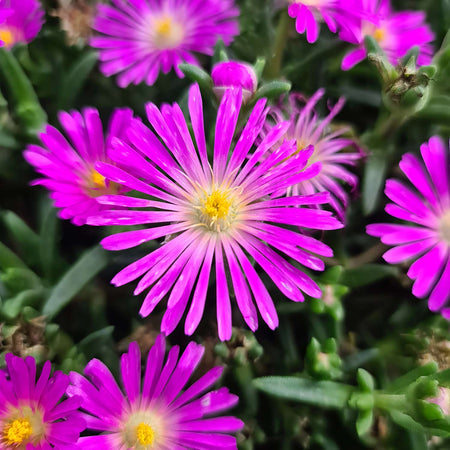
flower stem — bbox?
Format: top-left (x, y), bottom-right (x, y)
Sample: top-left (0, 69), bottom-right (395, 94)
top-left (265, 11), bottom-right (290, 80)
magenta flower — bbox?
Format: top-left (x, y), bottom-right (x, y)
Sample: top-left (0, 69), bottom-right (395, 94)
top-left (367, 136), bottom-right (450, 319)
top-left (340, 0), bottom-right (435, 70)
top-left (288, 0), bottom-right (361, 43)
top-left (0, 353), bottom-right (85, 448)
top-left (211, 60), bottom-right (257, 103)
top-left (86, 84), bottom-right (342, 340)
top-left (69, 335), bottom-right (244, 449)
top-left (0, 0), bottom-right (44, 48)
top-left (90, 0), bottom-right (239, 87)
top-left (263, 89), bottom-right (362, 219)
top-left (24, 108), bottom-right (133, 226)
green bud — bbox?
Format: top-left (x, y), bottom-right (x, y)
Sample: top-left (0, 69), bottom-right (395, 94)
top-left (416, 399), bottom-right (446, 421)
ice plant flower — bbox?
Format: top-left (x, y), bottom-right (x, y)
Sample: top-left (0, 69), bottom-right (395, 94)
top-left (340, 0), bottom-right (435, 70)
top-left (90, 0), bottom-right (239, 87)
top-left (69, 335), bottom-right (244, 449)
top-left (0, 353), bottom-right (85, 448)
top-left (0, 0), bottom-right (44, 48)
top-left (24, 107), bottom-right (133, 226)
top-left (87, 84), bottom-right (343, 340)
top-left (287, 0), bottom-right (361, 43)
top-left (263, 89), bottom-right (362, 219)
top-left (367, 136), bottom-right (450, 319)
top-left (212, 60), bottom-right (257, 103)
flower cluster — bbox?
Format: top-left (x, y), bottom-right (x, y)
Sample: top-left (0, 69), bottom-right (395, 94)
top-left (0, 336), bottom-right (243, 449)
top-left (340, 0), bottom-right (434, 69)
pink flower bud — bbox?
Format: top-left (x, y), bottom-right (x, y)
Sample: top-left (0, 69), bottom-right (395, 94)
top-left (211, 61), bottom-right (257, 103)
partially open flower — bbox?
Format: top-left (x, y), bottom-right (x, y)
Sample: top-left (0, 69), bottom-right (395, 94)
top-left (212, 61), bottom-right (257, 103)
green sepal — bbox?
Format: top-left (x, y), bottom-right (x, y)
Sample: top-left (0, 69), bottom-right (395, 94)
top-left (178, 63), bottom-right (213, 92)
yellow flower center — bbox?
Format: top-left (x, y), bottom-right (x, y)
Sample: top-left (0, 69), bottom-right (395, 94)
top-left (0, 28), bottom-right (15, 47)
top-left (195, 187), bottom-right (238, 232)
top-left (201, 189), bottom-right (232, 220)
top-left (3, 418), bottom-right (33, 445)
top-left (152, 15), bottom-right (185, 49)
top-left (136, 422), bottom-right (155, 446)
top-left (440, 210), bottom-right (450, 244)
top-left (91, 169), bottom-right (106, 189)
top-left (373, 27), bottom-right (386, 43)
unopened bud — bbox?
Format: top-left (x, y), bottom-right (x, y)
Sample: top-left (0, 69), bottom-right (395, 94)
top-left (211, 61), bottom-right (257, 103)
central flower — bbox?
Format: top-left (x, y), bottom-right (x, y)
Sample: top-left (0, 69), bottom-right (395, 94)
top-left (197, 188), bottom-right (236, 232)
top-left (3, 418), bottom-right (32, 445)
top-left (152, 15), bottom-right (185, 50)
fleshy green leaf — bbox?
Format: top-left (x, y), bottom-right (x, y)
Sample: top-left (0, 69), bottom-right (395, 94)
top-left (253, 376), bottom-right (352, 409)
top-left (42, 246), bottom-right (108, 319)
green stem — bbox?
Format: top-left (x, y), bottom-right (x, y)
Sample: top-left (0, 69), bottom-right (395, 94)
top-left (264, 11), bottom-right (290, 79)
top-left (374, 393), bottom-right (408, 412)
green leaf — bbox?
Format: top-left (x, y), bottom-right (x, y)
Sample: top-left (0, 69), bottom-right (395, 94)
top-left (357, 369), bottom-right (375, 392)
top-left (0, 48), bottom-right (47, 135)
top-left (39, 207), bottom-right (61, 281)
top-left (179, 64), bottom-right (212, 92)
top-left (77, 326), bottom-right (114, 360)
top-left (386, 363), bottom-right (438, 393)
top-left (57, 51), bottom-right (98, 110)
top-left (390, 411), bottom-right (425, 434)
top-left (2, 211), bottom-right (40, 267)
top-left (42, 246), bottom-right (108, 319)
top-left (361, 151), bottom-right (389, 215)
top-left (0, 241), bottom-right (27, 270)
top-left (253, 80), bottom-right (291, 102)
top-left (253, 376), bottom-right (353, 409)
top-left (356, 409), bottom-right (373, 436)
top-left (341, 264), bottom-right (398, 288)
top-left (1, 287), bottom-right (46, 319)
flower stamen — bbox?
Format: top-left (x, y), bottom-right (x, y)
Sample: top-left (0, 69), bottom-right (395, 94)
top-left (3, 418), bottom-right (33, 445)
top-left (136, 422), bottom-right (155, 446)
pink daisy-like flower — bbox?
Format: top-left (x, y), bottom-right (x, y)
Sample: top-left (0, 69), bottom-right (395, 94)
top-left (287, 0), bottom-right (361, 43)
top-left (0, 353), bottom-right (85, 449)
top-left (263, 89), bottom-right (362, 220)
top-left (24, 107), bottom-right (133, 226)
top-left (86, 84), bottom-right (342, 340)
top-left (367, 136), bottom-right (450, 318)
top-left (68, 335), bottom-right (244, 449)
top-left (340, 0), bottom-right (435, 70)
top-left (90, 0), bottom-right (239, 87)
top-left (0, 0), bottom-right (44, 48)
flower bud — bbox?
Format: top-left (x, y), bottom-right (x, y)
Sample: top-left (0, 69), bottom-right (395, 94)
top-left (211, 61), bottom-right (257, 103)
